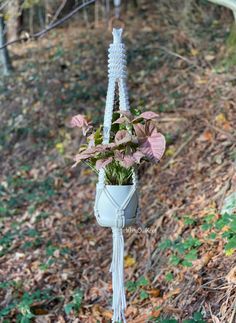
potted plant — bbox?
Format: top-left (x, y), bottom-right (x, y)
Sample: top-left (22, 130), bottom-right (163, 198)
top-left (70, 108), bottom-right (166, 228)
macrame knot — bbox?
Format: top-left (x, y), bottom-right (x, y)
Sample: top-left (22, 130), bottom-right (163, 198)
top-left (108, 29), bottom-right (127, 80)
top-left (116, 209), bottom-right (125, 228)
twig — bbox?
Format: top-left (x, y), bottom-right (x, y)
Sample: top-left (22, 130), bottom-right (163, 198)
top-left (158, 117), bottom-right (187, 122)
top-left (49, 0), bottom-right (69, 26)
top-left (190, 277), bottom-right (227, 301)
top-left (0, 0), bottom-right (12, 11)
top-left (0, 0), bottom-right (96, 49)
top-left (163, 132), bottom-right (196, 170)
top-left (138, 43), bottom-right (202, 69)
top-left (218, 179), bottom-right (231, 210)
top-left (229, 297), bottom-right (236, 323)
top-left (212, 179), bottom-right (228, 202)
top-left (150, 45), bottom-right (202, 70)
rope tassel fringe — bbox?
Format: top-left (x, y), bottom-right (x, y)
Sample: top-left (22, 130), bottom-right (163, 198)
top-left (110, 228), bottom-right (126, 323)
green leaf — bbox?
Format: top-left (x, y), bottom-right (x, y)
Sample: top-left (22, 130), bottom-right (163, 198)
top-left (193, 312), bottom-right (203, 320)
top-left (140, 290), bottom-right (149, 300)
top-left (183, 237), bottom-right (201, 249)
top-left (208, 233), bottom-right (217, 239)
top-left (170, 255), bottom-right (181, 265)
top-left (201, 223), bottom-right (212, 231)
top-left (73, 290), bottom-right (83, 311)
top-left (157, 319), bottom-right (178, 323)
top-left (225, 236), bottom-right (236, 250)
top-left (137, 276), bottom-right (149, 287)
top-left (130, 107), bottom-right (141, 116)
top-left (173, 242), bottom-right (185, 254)
top-left (182, 260), bottom-right (192, 267)
top-left (204, 214), bottom-right (215, 223)
top-left (93, 126), bottom-right (102, 145)
top-left (159, 239), bottom-right (172, 250)
top-left (165, 272), bottom-right (174, 282)
top-left (184, 249), bottom-right (198, 261)
top-left (0, 304), bottom-right (15, 317)
top-left (184, 216), bottom-right (196, 225)
top-left (229, 218), bottom-right (236, 232)
top-left (126, 281), bottom-right (137, 293)
top-left (64, 303), bottom-right (74, 315)
top-left (215, 213), bottom-right (231, 230)
top-left (222, 231), bottom-right (232, 239)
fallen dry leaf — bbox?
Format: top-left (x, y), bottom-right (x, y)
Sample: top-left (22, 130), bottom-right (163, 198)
top-left (124, 255), bottom-right (136, 268)
top-left (226, 266), bottom-right (236, 284)
top-left (163, 288), bottom-right (181, 301)
top-left (102, 310), bottom-right (113, 319)
top-left (131, 314), bottom-right (149, 323)
top-left (148, 288), bottom-right (161, 297)
top-left (150, 309), bottom-right (161, 318)
top-left (193, 252), bottom-right (213, 271)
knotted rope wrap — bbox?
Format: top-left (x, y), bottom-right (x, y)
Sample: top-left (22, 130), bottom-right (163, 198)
top-left (94, 28), bottom-right (139, 323)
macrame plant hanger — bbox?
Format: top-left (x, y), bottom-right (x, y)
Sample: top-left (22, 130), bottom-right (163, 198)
top-left (94, 2), bottom-right (139, 322)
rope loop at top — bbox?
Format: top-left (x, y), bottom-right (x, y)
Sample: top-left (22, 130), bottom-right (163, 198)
top-left (114, 0), bottom-right (121, 18)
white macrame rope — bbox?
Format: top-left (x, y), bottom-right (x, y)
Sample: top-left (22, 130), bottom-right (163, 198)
top-left (110, 227), bottom-right (126, 323)
top-left (94, 28), bottom-right (140, 323)
top-left (98, 28), bottom-right (135, 189)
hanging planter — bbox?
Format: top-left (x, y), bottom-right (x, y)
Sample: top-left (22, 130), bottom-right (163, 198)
top-left (95, 184), bottom-right (138, 228)
top-left (70, 28), bottom-right (166, 322)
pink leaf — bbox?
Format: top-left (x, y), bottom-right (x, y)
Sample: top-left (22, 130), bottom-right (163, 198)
top-left (95, 157), bottom-right (113, 170)
top-left (74, 152), bottom-right (93, 164)
top-left (140, 130), bottom-right (166, 162)
top-left (114, 151), bottom-right (135, 168)
top-left (115, 130), bottom-right (132, 145)
top-left (133, 150), bottom-right (145, 163)
top-left (134, 111), bottom-right (159, 121)
top-left (70, 114), bottom-right (88, 128)
top-left (114, 150), bottom-right (124, 162)
top-left (70, 114), bottom-right (92, 135)
top-left (117, 110), bottom-right (132, 119)
top-left (133, 123), bottom-right (146, 138)
top-left (113, 117), bottom-right (127, 124)
top-left (121, 155), bottom-right (136, 168)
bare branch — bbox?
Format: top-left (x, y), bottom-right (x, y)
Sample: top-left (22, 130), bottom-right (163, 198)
top-left (0, 0), bottom-right (96, 49)
top-left (0, 0), bottom-right (13, 12)
top-left (49, 0), bottom-right (69, 26)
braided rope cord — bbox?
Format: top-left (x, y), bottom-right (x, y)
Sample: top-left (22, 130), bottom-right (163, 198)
top-left (95, 28), bottom-right (138, 226)
top-left (94, 28), bottom-right (140, 323)
top-left (98, 28), bottom-right (129, 183)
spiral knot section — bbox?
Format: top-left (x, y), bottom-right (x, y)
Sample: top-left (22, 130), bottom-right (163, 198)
top-left (108, 42), bottom-right (127, 80)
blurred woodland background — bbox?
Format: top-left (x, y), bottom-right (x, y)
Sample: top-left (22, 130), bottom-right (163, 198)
top-left (0, 0), bottom-right (236, 322)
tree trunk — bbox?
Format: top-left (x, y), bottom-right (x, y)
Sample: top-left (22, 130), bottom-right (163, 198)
top-left (105, 0), bottom-right (110, 25)
top-left (0, 16), bottom-right (13, 76)
top-left (124, 0), bottom-right (138, 12)
top-left (44, 0), bottom-right (49, 26)
top-left (29, 6), bottom-right (34, 35)
top-left (7, 0), bottom-right (20, 42)
top-left (37, 5), bottom-right (46, 29)
top-left (94, 0), bottom-right (100, 28)
top-left (82, 0), bottom-right (89, 27)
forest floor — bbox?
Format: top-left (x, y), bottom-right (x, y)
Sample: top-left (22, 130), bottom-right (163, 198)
top-left (0, 0), bottom-right (236, 322)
